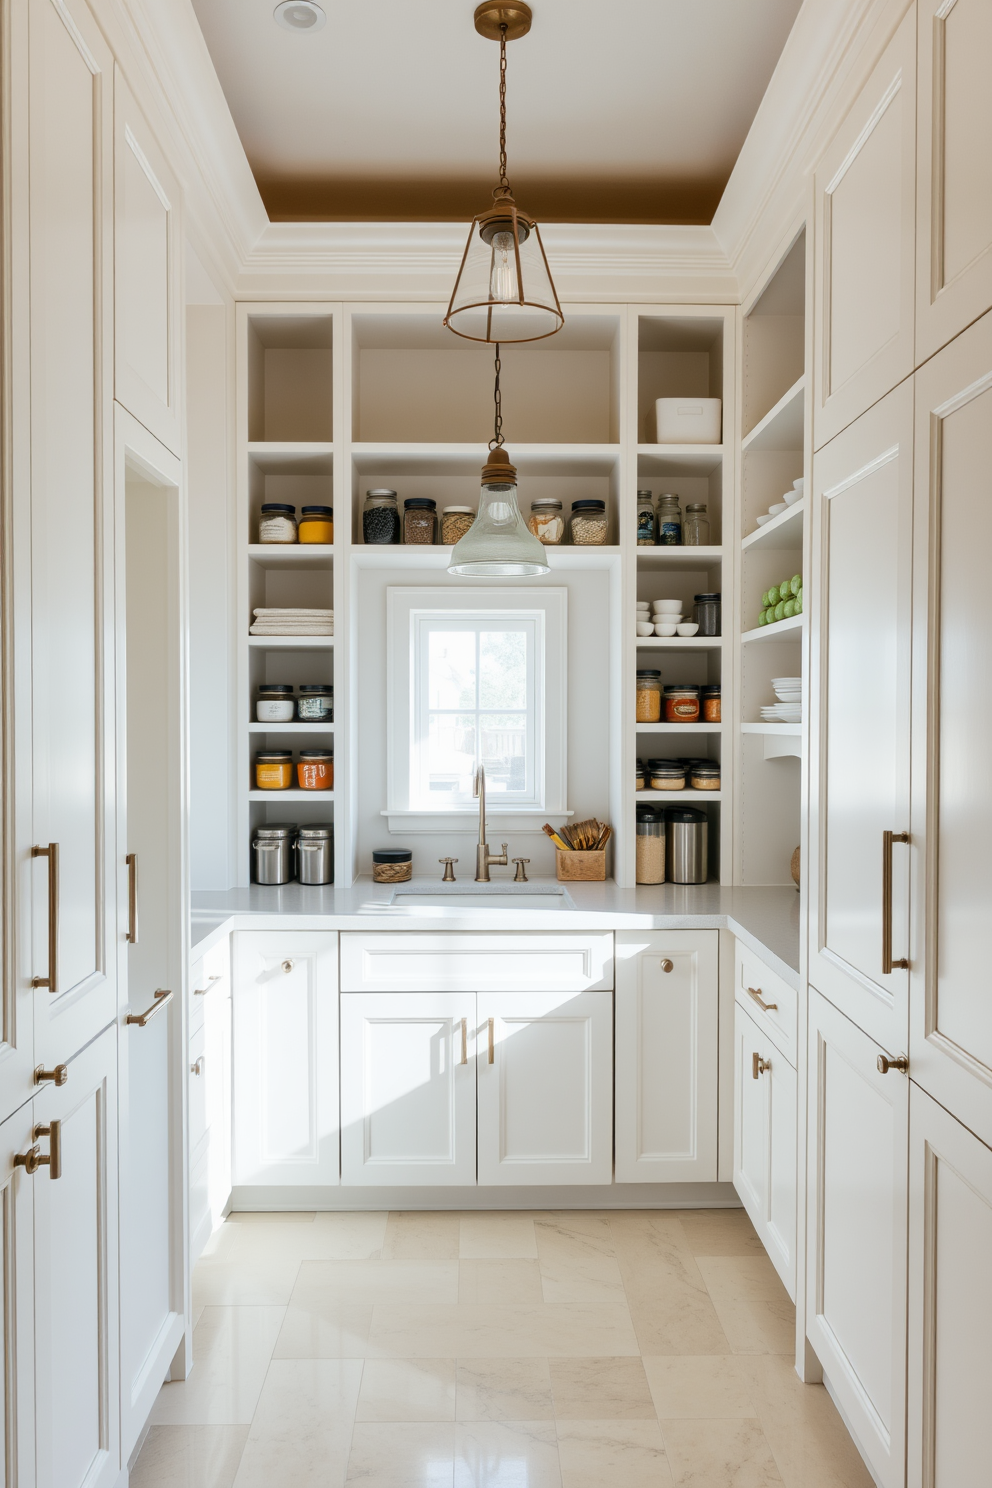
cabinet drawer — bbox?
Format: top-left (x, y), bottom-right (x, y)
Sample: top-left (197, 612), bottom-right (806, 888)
top-left (189, 941), bottom-right (229, 1035)
top-left (735, 943), bottom-right (797, 1066)
top-left (340, 932), bottom-right (614, 993)
top-left (188, 1021), bottom-right (208, 1168)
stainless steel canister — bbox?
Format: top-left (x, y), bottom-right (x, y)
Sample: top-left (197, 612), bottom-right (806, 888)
top-left (665, 807), bottom-right (709, 884)
top-left (252, 822), bottom-right (297, 884)
top-left (297, 823), bottom-right (333, 885)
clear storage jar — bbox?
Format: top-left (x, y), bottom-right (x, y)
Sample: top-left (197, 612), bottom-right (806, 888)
top-left (362, 489), bottom-right (400, 545)
top-left (258, 503), bottom-right (297, 543)
top-left (683, 503), bottom-right (710, 546)
top-left (636, 491), bottom-right (656, 546)
top-left (636, 670), bottom-right (662, 723)
top-left (528, 498), bottom-right (565, 545)
top-left (298, 505), bottom-right (333, 543)
top-left (649, 760), bottom-right (686, 790)
top-left (701, 684), bottom-right (721, 722)
top-left (403, 498), bottom-right (438, 544)
top-left (569, 500), bottom-right (608, 545)
top-left (656, 493), bottom-right (682, 545)
top-left (297, 684), bottom-right (333, 721)
top-left (441, 507), bottom-right (475, 545)
top-left (694, 593), bottom-right (722, 636)
top-left (635, 806), bottom-right (666, 885)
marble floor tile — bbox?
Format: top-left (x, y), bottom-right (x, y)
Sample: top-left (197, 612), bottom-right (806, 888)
top-left (454, 1419), bottom-right (561, 1488)
top-left (629, 1289), bottom-right (733, 1357)
top-left (456, 1359), bottom-right (554, 1422)
top-left (556, 1420), bottom-right (674, 1488)
top-left (608, 1214), bottom-right (698, 1278)
top-left (130, 1425), bottom-right (249, 1488)
top-left (150, 1308), bottom-right (286, 1425)
top-left (643, 1356), bottom-right (756, 1420)
top-left (192, 1257), bottom-right (301, 1308)
top-left (549, 1357), bottom-right (656, 1420)
top-left (542, 1212), bottom-right (615, 1241)
top-left (291, 1258), bottom-right (459, 1305)
top-left (536, 1219), bottom-right (626, 1306)
top-left (459, 1214), bottom-right (539, 1259)
top-left (706, 1296), bottom-right (796, 1357)
top-left (381, 1212), bottom-right (461, 1260)
top-left (367, 1304), bottom-right (640, 1359)
top-left (233, 1423), bottom-right (353, 1488)
top-left (661, 1417), bottom-right (785, 1487)
top-left (696, 1256), bottom-right (793, 1307)
top-left (357, 1358), bottom-right (457, 1422)
top-left (345, 1422), bottom-right (455, 1487)
top-left (232, 1361), bottom-right (360, 1487)
top-left (273, 1302), bottom-right (374, 1360)
top-left (742, 1355), bottom-right (874, 1488)
top-left (228, 1215), bottom-right (387, 1264)
top-left (672, 1210), bottom-right (765, 1259)
top-left (458, 1259), bottom-right (545, 1306)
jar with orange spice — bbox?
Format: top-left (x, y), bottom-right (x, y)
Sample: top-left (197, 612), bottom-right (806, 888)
top-left (255, 751), bottom-right (293, 790)
top-left (635, 670), bottom-right (662, 723)
top-left (701, 684), bottom-right (721, 722)
top-left (664, 685), bottom-right (700, 723)
top-left (297, 750), bottom-right (333, 790)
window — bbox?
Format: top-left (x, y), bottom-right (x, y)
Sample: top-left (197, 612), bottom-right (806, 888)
top-left (386, 588), bottom-right (567, 828)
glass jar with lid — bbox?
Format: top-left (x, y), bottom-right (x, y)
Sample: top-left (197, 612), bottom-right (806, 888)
top-left (362, 489), bottom-right (400, 545)
top-left (256, 684), bottom-right (295, 723)
top-left (694, 593), bottom-right (722, 636)
top-left (636, 491), bottom-right (656, 546)
top-left (649, 759), bottom-right (686, 790)
top-left (569, 500), bottom-right (609, 545)
top-left (441, 507), bottom-right (475, 545)
top-left (297, 684), bottom-right (333, 721)
top-left (297, 750), bottom-right (333, 791)
top-left (683, 503), bottom-right (710, 546)
top-left (656, 493), bottom-right (682, 545)
top-left (701, 684), bottom-right (721, 722)
top-left (689, 762), bottom-right (721, 791)
top-left (254, 751), bottom-right (293, 790)
top-left (298, 505), bottom-right (333, 543)
top-left (403, 497), bottom-right (438, 545)
top-left (258, 503), bottom-right (297, 543)
top-left (636, 669), bottom-right (662, 723)
top-left (635, 806), bottom-right (666, 884)
top-left (528, 498), bottom-right (565, 545)
top-left (664, 685), bottom-right (701, 723)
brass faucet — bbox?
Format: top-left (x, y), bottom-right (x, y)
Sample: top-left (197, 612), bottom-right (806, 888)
top-left (473, 765), bottom-right (508, 882)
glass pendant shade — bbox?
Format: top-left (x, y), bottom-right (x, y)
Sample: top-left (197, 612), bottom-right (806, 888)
top-left (447, 448), bottom-right (550, 576)
top-left (444, 198), bottom-right (564, 345)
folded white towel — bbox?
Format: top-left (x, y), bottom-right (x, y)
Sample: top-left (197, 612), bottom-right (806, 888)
top-left (253, 608), bottom-right (333, 618)
top-left (250, 623), bottom-right (334, 636)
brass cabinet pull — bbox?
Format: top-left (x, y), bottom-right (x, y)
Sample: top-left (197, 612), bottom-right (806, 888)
top-left (488, 1017), bottom-right (495, 1065)
top-left (194, 975), bottom-right (222, 996)
top-left (882, 830), bottom-right (910, 974)
top-left (660, 958), bottom-right (674, 973)
top-left (281, 960), bottom-right (294, 974)
top-left (34, 1064), bottom-right (68, 1087)
top-left (747, 986), bottom-right (778, 1013)
top-left (877, 1053), bottom-right (908, 1075)
top-left (460, 1018), bottom-right (468, 1065)
top-left (31, 843), bottom-right (59, 993)
top-left (15, 1121), bottom-right (61, 1179)
top-left (752, 1052), bottom-right (770, 1079)
top-left (126, 989), bottom-right (173, 1027)
top-left (190, 1056), bottom-right (204, 1076)
top-left (126, 852), bottom-right (138, 944)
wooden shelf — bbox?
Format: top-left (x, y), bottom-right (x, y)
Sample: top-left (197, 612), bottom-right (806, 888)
top-left (638, 790), bottom-right (722, 802)
top-left (742, 499), bottom-right (804, 552)
top-left (248, 722), bottom-right (335, 733)
top-left (635, 722), bottom-right (723, 734)
top-left (635, 546), bottom-right (723, 564)
top-left (634, 636), bottom-right (722, 649)
top-left (248, 790), bottom-right (336, 802)
top-left (741, 613), bottom-right (803, 644)
top-left (742, 376), bottom-right (805, 453)
top-left (247, 635), bottom-right (334, 648)
top-left (248, 544), bottom-right (334, 563)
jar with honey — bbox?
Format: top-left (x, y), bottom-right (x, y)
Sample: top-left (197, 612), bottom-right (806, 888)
top-left (636, 670), bottom-right (662, 723)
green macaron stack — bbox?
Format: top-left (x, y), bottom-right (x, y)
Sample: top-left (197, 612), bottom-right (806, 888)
top-left (757, 574), bottom-right (803, 627)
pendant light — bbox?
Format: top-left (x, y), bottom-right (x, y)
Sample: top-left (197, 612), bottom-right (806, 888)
top-left (444, 2), bottom-right (564, 345)
top-left (447, 345), bottom-right (550, 576)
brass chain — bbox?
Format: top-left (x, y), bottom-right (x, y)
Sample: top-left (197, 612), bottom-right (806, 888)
top-left (491, 343), bottom-right (503, 448)
top-left (498, 25), bottom-right (510, 192)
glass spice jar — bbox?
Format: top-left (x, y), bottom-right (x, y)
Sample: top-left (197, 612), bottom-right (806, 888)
top-left (649, 760), bottom-right (687, 790)
top-left (298, 505), bottom-right (333, 543)
top-left (362, 489), bottom-right (400, 545)
top-left (441, 507), bottom-right (475, 545)
top-left (403, 497), bottom-right (437, 544)
top-left (297, 750), bottom-right (333, 790)
top-left (254, 750), bottom-right (293, 790)
top-left (656, 493), bottom-right (682, 545)
top-left (694, 593), bottom-right (722, 636)
top-left (528, 498), bottom-right (565, 545)
top-left (690, 762), bottom-right (721, 791)
top-left (297, 684), bottom-right (333, 722)
top-left (569, 500), bottom-right (609, 545)
top-left (635, 806), bottom-right (666, 885)
top-left (258, 503), bottom-right (297, 543)
top-left (256, 684), bottom-right (295, 723)
top-left (683, 503), bottom-right (710, 546)
top-left (636, 669), bottom-right (662, 723)
top-left (636, 491), bottom-right (656, 546)
top-left (701, 684), bottom-right (721, 722)
top-left (664, 685), bottom-right (701, 723)
top-left (635, 760), bottom-right (646, 790)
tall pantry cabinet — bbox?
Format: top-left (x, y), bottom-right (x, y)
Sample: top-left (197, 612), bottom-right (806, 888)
top-left (2, 0), bottom-right (189, 1482)
top-left (805, 3), bottom-right (992, 1485)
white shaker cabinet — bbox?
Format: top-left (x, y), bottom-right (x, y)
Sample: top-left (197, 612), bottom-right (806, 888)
top-left (807, 379), bottom-right (914, 1057)
top-left (915, 0), bottom-right (992, 363)
top-left (812, 5), bottom-right (917, 449)
top-left (907, 1083), bottom-right (992, 1488)
top-left (340, 992), bottom-right (477, 1187)
top-left (806, 991), bottom-right (908, 1488)
top-left (614, 931), bottom-right (719, 1182)
top-left (0, 1100), bottom-right (39, 1488)
top-left (233, 933), bottom-right (339, 1191)
top-left (477, 991), bottom-right (613, 1186)
top-left (909, 307), bottom-right (992, 1152)
top-left (733, 1002), bottom-right (797, 1300)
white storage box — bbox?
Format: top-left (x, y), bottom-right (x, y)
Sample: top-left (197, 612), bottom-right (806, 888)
top-left (655, 397), bottom-right (722, 444)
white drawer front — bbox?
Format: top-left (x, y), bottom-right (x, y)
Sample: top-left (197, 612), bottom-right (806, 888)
top-left (340, 932), bottom-right (614, 993)
top-left (735, 943), bottom-right (797, 1066)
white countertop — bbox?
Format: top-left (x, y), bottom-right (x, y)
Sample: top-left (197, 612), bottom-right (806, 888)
top-left (191, 879), bottom-right (802, 989)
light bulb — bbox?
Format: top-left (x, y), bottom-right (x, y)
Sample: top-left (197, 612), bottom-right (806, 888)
top-left (489, 231), bottom-right (519, 304)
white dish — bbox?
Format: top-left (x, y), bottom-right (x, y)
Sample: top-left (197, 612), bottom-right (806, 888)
top-left (768, 502), bottom-right (788, 516)
top-left (636, 600), bottom-right (651, 609)
top-left (654, 623), bottom-right (678, 637)
top-left (653, 600), bottom-right (683, 613)
top-left (783, 489), bottom-right (802, 506)
top-left (676, 623), bottom-right (699, 637)
top-left (772, 677), bottom-right (802, 686)
top-left (636, 622), bottom-right (655, 636)
top-left (755, 514), bottom-right (772, 526)
top-left (793, 477), bottom-right (805, 491)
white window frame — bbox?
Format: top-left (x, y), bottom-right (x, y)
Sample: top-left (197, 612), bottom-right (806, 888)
top-left (385, 587), bottom-right (568, 833)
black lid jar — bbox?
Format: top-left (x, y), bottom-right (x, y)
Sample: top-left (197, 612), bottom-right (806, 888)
top-left (258, 503), bottom-right (298, 544)
top-left (693, 593), bottom-right (722, 636)
top-left (363, 489), bottom-right (400, 546)
top-left (372, 847), bottom-right (413, 884)
top-left (403, 498), bottom-right (438, 545)
top-left (297, 684), bottom-right (333, 721)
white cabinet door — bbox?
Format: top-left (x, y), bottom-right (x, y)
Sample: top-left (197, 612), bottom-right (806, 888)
top-left (340, 993), bottom-right (477, 1187)
top-left (733, 1002), bottom-right (797, 1300)
top-left (0, 1100), bottom-right (39, 1488)
top-left (204, 981), bottom-right (233, 1233)
top-left (813, 6), bottom-right (917, 448)
top-left (808, 380), bottom-right (914, 1056)
top-left (916, 0), bottom-right (992, 363)
top-left (806, 991), bottom-right (908, 1488)
top-left (614, 931), bottom-right (719, 1183)
top-left (24, 0), bottom-right (118, 1070)
top-left (907, 1083), bottom-right (992, 1488)
top-left (233, 933), bottom-right (339, 1190)
top-left (113, 67), bottom-right (183, 455)
top-left (477, 991), bottom-right (613, 1187)
top-left (909, 308), bottom-right (992, 1151)
top-left (34, 1024), bottom-right (120, 1488)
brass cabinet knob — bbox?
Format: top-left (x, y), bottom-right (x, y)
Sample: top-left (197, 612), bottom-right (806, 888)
top-left (281, 959), bottom-right (294, 974)
top-left (661, 958), bottom-right (674, 973)
top-left (34, 1063), bottom-right (68, 1086)
top-left (877, 1053), bottom-right (908, 1075)
top-left (190, 1057), bottom-right (204, 1076)
top-left (752, 1052), bottom-right (770, 1079)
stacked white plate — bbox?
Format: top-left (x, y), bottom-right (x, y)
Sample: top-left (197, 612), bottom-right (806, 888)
top-left (762, 676), bottom-right (802, 722)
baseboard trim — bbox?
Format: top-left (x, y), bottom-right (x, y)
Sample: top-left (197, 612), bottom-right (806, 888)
top-left (228, 1181), bottom-right (741, 1212)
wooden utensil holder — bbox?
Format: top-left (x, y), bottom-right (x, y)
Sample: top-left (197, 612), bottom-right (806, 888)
top-left (555, 848), bottom-right (607, 882)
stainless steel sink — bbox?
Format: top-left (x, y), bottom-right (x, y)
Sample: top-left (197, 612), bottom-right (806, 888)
top-left (390, 881), bottom-right (572, 910)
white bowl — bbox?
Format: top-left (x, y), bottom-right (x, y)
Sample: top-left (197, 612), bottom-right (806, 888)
top-left (636, 621), bottom-right (655, 636)
top-left (654, 623), bottom-right (678, 637)
top-left (636, 599), bottom-right (651, 608)
top-left (793, 477), bottom-right (805, 491)
top-left (768, 502), bottom-right (787, 516)
top-left (653, 600), bottom-right (683, 613)
top-left (755, 514), bottom-right (772, 526)
top-left (783, 489), bottom-right (802, 506)
top-left (676, 622), bottom-right (699, 637)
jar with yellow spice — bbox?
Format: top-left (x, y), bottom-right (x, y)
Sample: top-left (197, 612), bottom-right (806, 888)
top-left (298, 505), bottom-right (333, 543)
top-left (635, 669), bottom-right (662, 723)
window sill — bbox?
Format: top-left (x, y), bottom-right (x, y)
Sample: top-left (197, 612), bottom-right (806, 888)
top-left (381, 808), bottom-right (574, 835)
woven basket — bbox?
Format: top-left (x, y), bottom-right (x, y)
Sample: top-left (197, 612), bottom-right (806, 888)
top-left (372, 861), bottom-right (413, 884)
